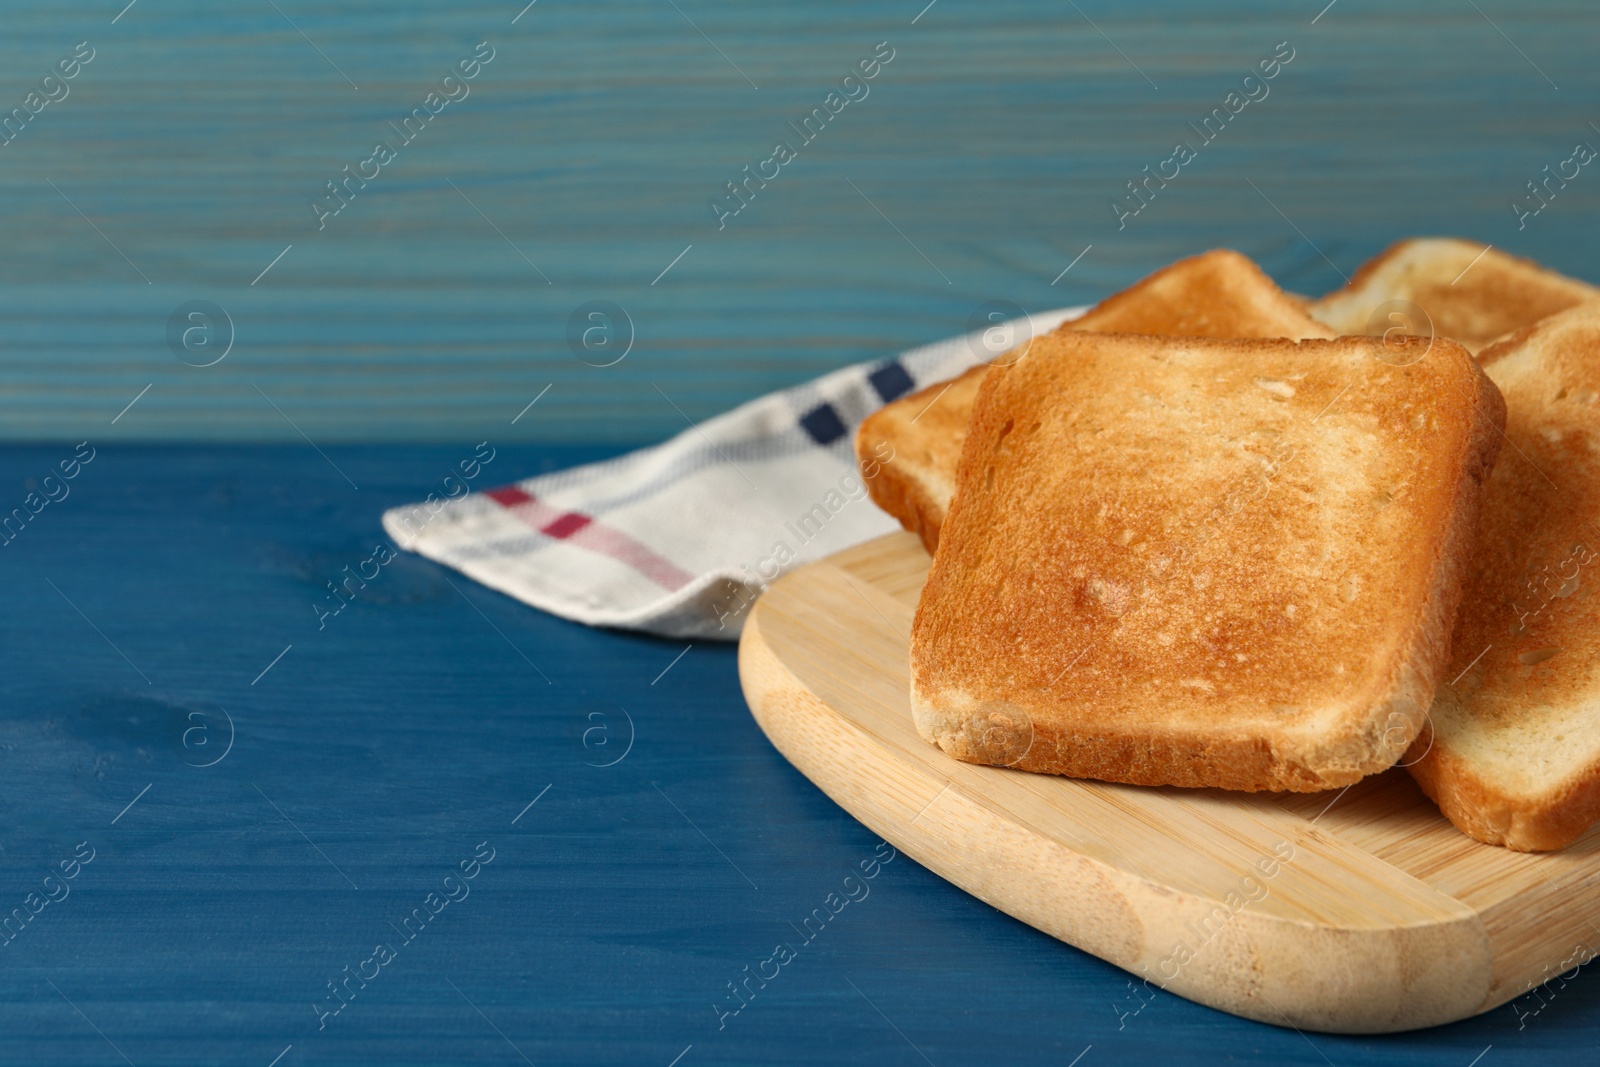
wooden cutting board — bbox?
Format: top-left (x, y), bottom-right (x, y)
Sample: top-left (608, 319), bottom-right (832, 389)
top-left (737, 531), bottom-right (1600, 1034)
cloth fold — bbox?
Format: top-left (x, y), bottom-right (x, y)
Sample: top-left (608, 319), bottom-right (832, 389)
top-left (383, 307), bottom-right (1083, 639)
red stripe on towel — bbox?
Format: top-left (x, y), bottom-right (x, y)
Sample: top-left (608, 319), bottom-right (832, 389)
top-left (484, 486), bottom-right (694, 591)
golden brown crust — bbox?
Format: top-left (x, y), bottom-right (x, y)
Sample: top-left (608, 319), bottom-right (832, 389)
top-left (1362, 353), bottom-right (1505, 787)
top-left (911, 331), bottom-right (1505, 792)
top-left (1475, 312), bottom-right (1556, 368)
top-left (1065, 249), bottom-right (1337, 342)
top-left (859, 446), bottom-right (944, 555)
top-left (856, 366), bottom-right (987, 554)
top-left (1405, 300), bottom-right (1600, 850)
top-left (1310, 238), bottom-right (1599, 355)
top-left (856, 250), bottom-right (1334, 552)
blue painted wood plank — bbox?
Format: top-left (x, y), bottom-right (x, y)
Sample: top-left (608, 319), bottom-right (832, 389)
top-left (0, 1), bottom-right (1595, 440)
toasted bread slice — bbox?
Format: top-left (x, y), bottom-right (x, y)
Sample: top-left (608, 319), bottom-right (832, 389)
top-left (856, 364), bottom-right (989, 553)
top-left (1408, 302), bottom-right (1600, 850)
top-left (858, 250), bottom-right (1335, 553)
top-left (1050, 248), bottom-right (1337, 340)
top-left (911, 331), bottom-right (1504, 792)
top-left (1310, 238), bottom-right (1599, 355)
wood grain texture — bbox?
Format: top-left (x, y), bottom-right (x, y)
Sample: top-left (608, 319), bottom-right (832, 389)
top-left (1, 1), bottom-right (1598, 441)
top-left (740, 532), bottom-right (1600, 1032)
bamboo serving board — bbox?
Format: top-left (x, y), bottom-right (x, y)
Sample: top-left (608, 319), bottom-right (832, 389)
top-left (737, 531), bottom-right (1600, 1034)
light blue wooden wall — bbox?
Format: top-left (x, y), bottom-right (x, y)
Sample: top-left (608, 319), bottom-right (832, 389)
top-left (1, 0), bottom-right (1595, 441)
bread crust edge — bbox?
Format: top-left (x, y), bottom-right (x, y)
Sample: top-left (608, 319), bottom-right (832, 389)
top-left (1406, 724), bottom-right (1600, 851)
top-left (855, 396), bottom-right (950, 556)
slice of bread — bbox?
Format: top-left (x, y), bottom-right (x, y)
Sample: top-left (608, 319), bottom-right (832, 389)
top-left (1311, 238), bottom-right (1599, 355)
top-left (857, 250), bottom-right (1335, 553)
top-left (854, 364), bottom-right (989, 554)
top-left (911, 330), bottom-right (1504, 792)
top-left (1407, 301), bottom-right (1600, 850)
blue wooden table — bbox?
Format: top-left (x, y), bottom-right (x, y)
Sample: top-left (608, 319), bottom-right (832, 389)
top-left (4, 0), bottom-right (1600, 1062)
top-left (0, 443), bottom-right (1592, 1065)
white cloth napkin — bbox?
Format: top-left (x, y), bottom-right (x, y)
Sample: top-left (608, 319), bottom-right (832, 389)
top-left (383, 308), bottom-right (1084, 639)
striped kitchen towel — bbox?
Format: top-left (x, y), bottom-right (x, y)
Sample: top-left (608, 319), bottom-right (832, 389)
top-left (382, 307), bottom-right (1083, 639)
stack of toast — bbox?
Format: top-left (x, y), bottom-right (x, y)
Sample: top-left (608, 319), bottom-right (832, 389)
top-left (856, 240), bottom-right (1600, 852)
